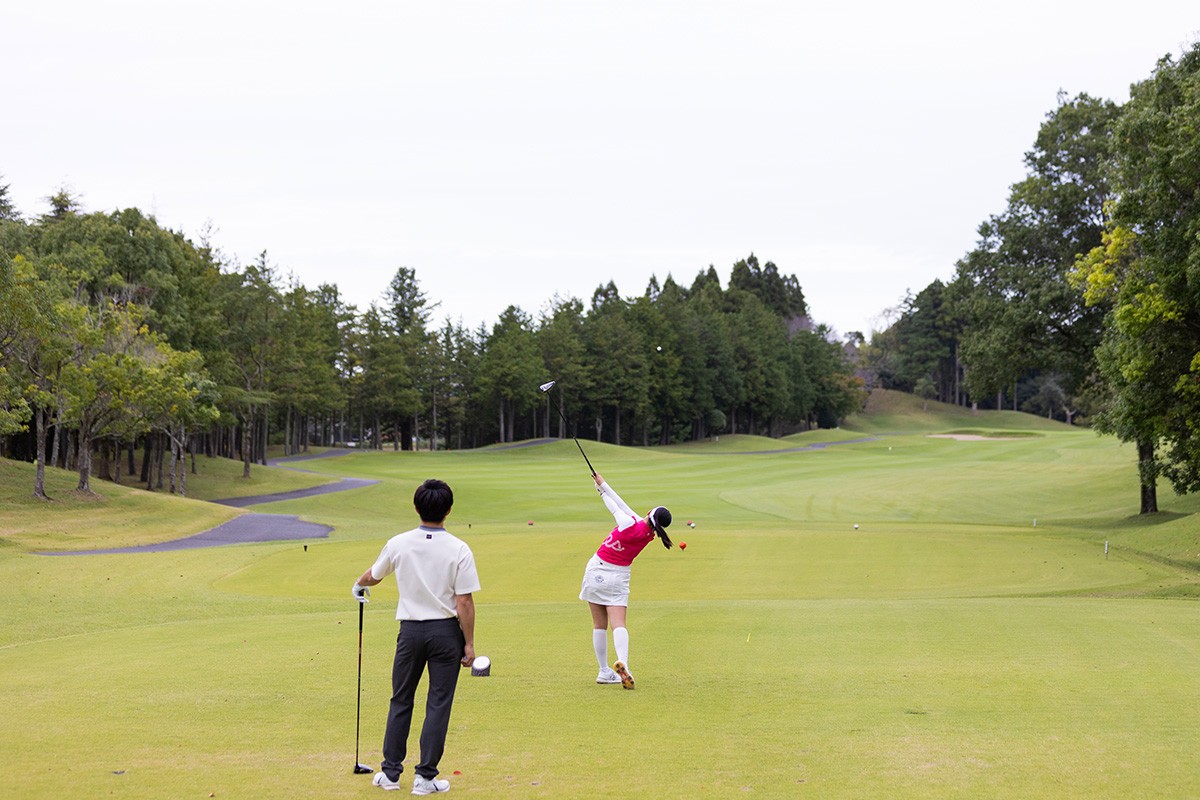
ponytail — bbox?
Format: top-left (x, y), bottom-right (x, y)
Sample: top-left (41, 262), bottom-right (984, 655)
top-left (649, 506), bottom-right (673, 549)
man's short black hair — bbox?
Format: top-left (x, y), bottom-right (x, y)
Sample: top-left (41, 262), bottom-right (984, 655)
top-left (414, 479), bottom-right (453, 523)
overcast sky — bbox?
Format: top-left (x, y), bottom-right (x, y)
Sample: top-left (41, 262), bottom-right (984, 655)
top-left (6, 2), bottom-right (1198, 337)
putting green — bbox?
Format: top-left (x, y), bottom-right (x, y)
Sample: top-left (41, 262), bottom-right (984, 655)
top-left (3, 414), bottom-right (1200, 799)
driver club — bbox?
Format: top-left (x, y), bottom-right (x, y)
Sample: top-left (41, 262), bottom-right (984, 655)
top-left (539, 380), bottom-right (596, 476)
top-left (353, 601), bottom-right (373, 775)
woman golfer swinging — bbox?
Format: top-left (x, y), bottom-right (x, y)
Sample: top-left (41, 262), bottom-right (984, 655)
top-left (579, 471), bottom-right (672, 689)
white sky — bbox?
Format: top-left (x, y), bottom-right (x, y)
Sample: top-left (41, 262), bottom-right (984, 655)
top-left (6, 2), bottom-right (1198, 337)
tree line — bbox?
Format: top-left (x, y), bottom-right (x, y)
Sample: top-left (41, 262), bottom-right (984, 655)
top-left (865, 42), bottom-right (1200, 512)
top-left (7, 41), bottom-right (1199, 513)
top-left (0, 190), bottom-right (865, 498)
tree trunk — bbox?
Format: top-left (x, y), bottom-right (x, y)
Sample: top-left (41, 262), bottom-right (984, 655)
top-left (49, 400), bottom-right (62, 469)
top-left (98, 441), bottom-right (112, 482)
top-left (142, 436), bottom-right (153, 487)
top-left (33, 406), bottom-right (49, 500)
top-left (180, 435), bottom-right (189, 496)
top-left (242, 414), bottom-right (253, 479)
top-left (65, 429), bottom-right (76, 472)
top-left (432, 393), bottom-right (439, 451)
top-left (156, 434), bottom-right (165, 490)
top-left (1138, 437), bottom-right (1158, 514)
top-left (76, 420), bottom-right (94, 494)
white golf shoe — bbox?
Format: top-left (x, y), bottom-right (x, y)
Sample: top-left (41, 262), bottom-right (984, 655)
top-left (596, 667), bottom-right (621, 684)
top-left (372, 771), bottom-right (401, 790)
top-left (412, 774), bottom-right (450, 794)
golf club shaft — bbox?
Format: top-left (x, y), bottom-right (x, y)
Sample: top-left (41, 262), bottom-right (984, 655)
top-left (546, 385), bottom-right (596, 476)
top-left (574, 438), bottom-right (596, 476)
top-left (355, 601), bottom-right (364, 766)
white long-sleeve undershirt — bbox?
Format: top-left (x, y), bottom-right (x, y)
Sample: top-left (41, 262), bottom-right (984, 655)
top-left (597, 481), bottom-right (639, 531)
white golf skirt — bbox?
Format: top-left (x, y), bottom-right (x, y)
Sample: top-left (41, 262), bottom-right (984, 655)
top-left (579, 554), bottom-right (631, 606)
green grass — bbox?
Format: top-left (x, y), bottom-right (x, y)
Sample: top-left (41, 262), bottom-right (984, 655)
top-left (3, 396), bottom-right (1200, 798)
top-left (844, 388), bottom-right (1071, 434)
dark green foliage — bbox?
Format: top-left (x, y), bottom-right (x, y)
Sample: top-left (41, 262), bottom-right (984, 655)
top-left (1084, 43), bottom-right (1200, 503)
top-left (0, 185), bottom-right (869, 470)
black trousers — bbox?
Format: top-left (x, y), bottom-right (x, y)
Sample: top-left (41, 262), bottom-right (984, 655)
top-left (381, 618), bottom-right (465, 781)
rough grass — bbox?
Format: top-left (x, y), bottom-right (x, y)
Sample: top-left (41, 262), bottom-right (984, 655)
top-left (3, 396), bottom-right (1200, 799)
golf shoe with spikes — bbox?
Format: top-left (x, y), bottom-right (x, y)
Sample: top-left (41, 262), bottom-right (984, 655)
top-left (613, 660), bottom-right (635, 690)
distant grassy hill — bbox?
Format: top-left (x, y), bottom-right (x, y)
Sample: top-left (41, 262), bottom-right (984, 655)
top-left (844, 388), bottom-right (1073, 434)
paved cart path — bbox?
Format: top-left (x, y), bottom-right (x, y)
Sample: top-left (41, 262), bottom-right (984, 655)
top-left (43, 449), bottom-right (376, 555)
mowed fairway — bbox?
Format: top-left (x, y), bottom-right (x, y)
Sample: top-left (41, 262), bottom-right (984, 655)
top-left (3, 406), bottom-right (1200, 798)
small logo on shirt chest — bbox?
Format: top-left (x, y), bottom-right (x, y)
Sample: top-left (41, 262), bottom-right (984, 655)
top-left (426, 534), bottom-right (433, 539)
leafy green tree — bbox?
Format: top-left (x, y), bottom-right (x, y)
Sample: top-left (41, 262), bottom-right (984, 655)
top-left (1, 254), bottom-right (78, 496)
top-left (685, 282), bottom-right (740, 438)
top-left (729, 253), bottom-right (807, 321)
top-left (1073, 46), bottom-right (1200, 510)
top-left (584, 288), bottom-right (649, 444)
top-left (478, 306), bottom-right (542, 443)
top-left (536, 296), bottom-right (589, 439)
top-left (435, 319), bottom-right (479, 449)
top-left (0, 176), bottom-right (19, 221)
top-left (383, 267), bottom-right (436, 449)
top-left (143, 346), bottom-right (219, 495)
top-left (882, 281), bottom-right (959, 401)
top-left (208, 255), bottom-right (282, 477)
top-left (0, 254), bottom-right (34, 436)
top-left (353, 305), bottom-right (416, 448)
top-left (727, 290), bottom-right (791, 435)
top-left (954, 93), bottom-right (1118, 408)
top-left (272, 282), bottom-right (345, 454)
top-left (629, 278), bottom-right (692, 444)
top-left (58, 302), bottom-right (163, 493)
top-left (794, 326), bottom-right (866, 428)
top-left (42, 188), bottom-right (80, 221)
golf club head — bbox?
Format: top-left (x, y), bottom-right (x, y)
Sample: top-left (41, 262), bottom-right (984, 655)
top-left (538, 380), bottom-right (556, 393)
top-left (354, 764), bottom-right (374, 774)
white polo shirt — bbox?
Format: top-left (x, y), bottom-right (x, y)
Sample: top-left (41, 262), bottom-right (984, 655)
top-left (370, 525), bottom-right (481, 621)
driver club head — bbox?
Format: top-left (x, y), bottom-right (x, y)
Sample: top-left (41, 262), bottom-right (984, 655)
top-left (354, 764), bottom-right (374, 775)
top-left (538, 380), bottom-right (556, 393)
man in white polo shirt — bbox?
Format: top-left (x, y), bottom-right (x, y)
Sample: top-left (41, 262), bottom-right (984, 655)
top-left (353, 478), bottom-right (481, 795)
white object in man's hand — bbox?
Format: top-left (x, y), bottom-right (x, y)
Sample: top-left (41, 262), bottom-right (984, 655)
top-left (352, 583), bottom-right (370, 603)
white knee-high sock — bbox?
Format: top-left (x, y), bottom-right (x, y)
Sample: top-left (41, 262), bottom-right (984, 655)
top-left (592, 629), bottom-right (608, 671)
top-left (613, 626), bottom-right (630, 667)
